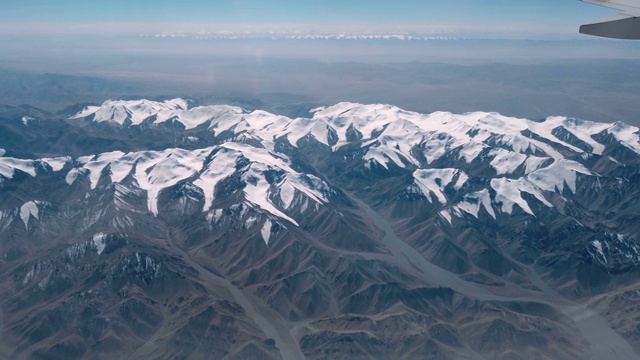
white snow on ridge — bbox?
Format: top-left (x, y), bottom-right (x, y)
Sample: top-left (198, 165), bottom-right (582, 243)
top-left (71, 105), bottom-right (100, 119)
top-left (214, 143), bottom-right (328, 224)
top-left (364, 147), bottom-right (409, 169)
top-left (279, 173), bottom-right (328, 209)
top-left (413, 169), bottom-right (468, 204)
top-left (309, 104), bottom-right (588, 167)
top-left (71, 98), bottom-right (250, 131)
top-left (608, 122), bottom-right (640, 153)
top-left (524, 156), bottom-right (550, 174)
top-left (193, 147), bottom-right (239, 212)
top-left (65, 168), bottom-right (85, 186)
top-left (0, 157), bottom-right (37, 179)
top-left (312, 102), bottom-right (409, 137)
top-left (527, 116), bottom-right (584, 154)
top-left (93, 233), bottom-right (107, 255)
top-left (20, 201), bottom-right (39, 230)
top-left (449, 157), bottom-right (582, 219)
top-left (458, 142), bottom-right (486, 164)
top-left (71, 99), bottom-right (189, 125)
top-left (66, 147), bottom-right (213, 214)
top-left (132, 148), bottom-right (212, 215)
top-left (7, 99), bottom-right (635, 225)
top-left (70, 99), bottom-right (640, 159)
top-left (439, 210), bottom-right (453, 224)
top-left (156, 104), bottom-right (245, 130)
top-left (42, 157), bottom-right (71, 172)
top-left (279, 181), bottom-right (297, 209)
top-left (559, 118), bottom-right (640, 155)
top-left (69, 99), bottom-right (640, 170)
top-left (0, 156), bottom-right (74, 180)
top-left (244, 174), bottom-right (299, 226)
top-left (453, 189), bottom-right (496, 220)
top-left (559, 117), bottom-right (608, 155)
top-left (60, 141), bottom-right (330, 224)
top-left (83, 151), bottom-right (126, 189)
top-left (489, 149), bottom-right (527, 175)
top-left (526, 159), bottom-right (591, 194)
top-left (490, 178), bottom-right (552, 215)
top-left (261, 220), bottom-right (273, 245)
top-left (491, 178), bottom-right (534, 215)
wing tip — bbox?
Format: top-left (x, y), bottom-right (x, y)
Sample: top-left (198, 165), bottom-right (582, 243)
top-left (580, 17), bottom-right (640, 40)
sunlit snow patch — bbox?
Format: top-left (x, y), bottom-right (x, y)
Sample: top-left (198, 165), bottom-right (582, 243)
top-left (261, 220), bottom-right (273, 245)
top-left (439, 210), bottom-right (453, 224)
top-left (20, 201), bottom-right (39, 229)
top-left (0, 158), bottom-right (37, 179)
top-left (71, 98), bottom-right (189, 125)
top-left (526, 159), bottom-right (591, 194)
top-left (489, 149), bottom-right (527, 175)
top-left (42, 157), bottom-right (71, 171)
top-left (93, 233), bottom-right (107, 255)
top-left (413, 169), bottom-right (468, 204)
top-left (608, 122), bottom-right (640, 154)
top-left (193, 148), bottom-right (238, 212)
top-left (490, 178), bottom-right (551, 215)
top-left (453, 189), bottom-right (497, 220)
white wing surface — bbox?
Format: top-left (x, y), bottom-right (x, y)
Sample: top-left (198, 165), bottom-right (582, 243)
top-left (580, 0), bottom-right (640, 39)
top-left (583, 0), bottom-right (640, 16)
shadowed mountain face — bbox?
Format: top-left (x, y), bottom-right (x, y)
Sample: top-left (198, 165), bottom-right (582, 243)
top-left (1, 99), bottom-right (640, 359)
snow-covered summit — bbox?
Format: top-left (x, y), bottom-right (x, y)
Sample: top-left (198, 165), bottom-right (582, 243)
top-left (0, 98), bottom-right (625, 222)
top-left (71, 99), bottom-right (190, 126)
top-left (70, 99), bottom-right (640, 160)
top-left (71, 98), bottom-right (247, 130)
top-left (62, 143), bottom-right (331, 225)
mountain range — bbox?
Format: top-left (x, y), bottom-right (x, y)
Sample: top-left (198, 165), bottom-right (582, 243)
top-left (0, 99), bottom-right (639, 359)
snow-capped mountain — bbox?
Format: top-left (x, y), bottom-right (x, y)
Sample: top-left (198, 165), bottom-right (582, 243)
top-left (23, 98), bottom-right (640, 224)
top-left (1, 99), bottom-right (639, 359)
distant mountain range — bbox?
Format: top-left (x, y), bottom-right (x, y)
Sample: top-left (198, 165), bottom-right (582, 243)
top-left (0, 99), bottom-right (639, 359)
top-left (146, 32), bottom-right (460, 41)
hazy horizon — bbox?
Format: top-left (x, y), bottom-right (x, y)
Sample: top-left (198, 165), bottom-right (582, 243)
top-left (0, 0), bottom-right (618, 38)
top-left (1, 1), bottom-right (640, 125)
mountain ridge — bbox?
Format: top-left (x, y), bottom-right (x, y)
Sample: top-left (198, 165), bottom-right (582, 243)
top-left (1, 98), bottom-right (639, 359)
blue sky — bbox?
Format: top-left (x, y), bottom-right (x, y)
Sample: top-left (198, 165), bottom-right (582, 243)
top-left (0, 0), bottom-right (615, 36)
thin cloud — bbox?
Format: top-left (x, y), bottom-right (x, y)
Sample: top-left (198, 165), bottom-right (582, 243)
top-left (0, 21), bottom-right (577, 39)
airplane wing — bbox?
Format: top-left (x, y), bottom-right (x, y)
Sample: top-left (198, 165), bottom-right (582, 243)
top-left (580, 0), bottom-right (640, 39)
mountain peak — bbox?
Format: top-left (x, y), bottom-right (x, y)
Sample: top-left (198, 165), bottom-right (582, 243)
top-left (2, 98), bottom-right (640, 359)
top-left (0, 98), bottom-right (621, 224)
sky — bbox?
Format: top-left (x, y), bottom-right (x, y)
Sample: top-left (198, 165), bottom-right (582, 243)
top-left (0, 0), bottom-right (616, 37)
top-left (0, 0), bottom-right (639, 123)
